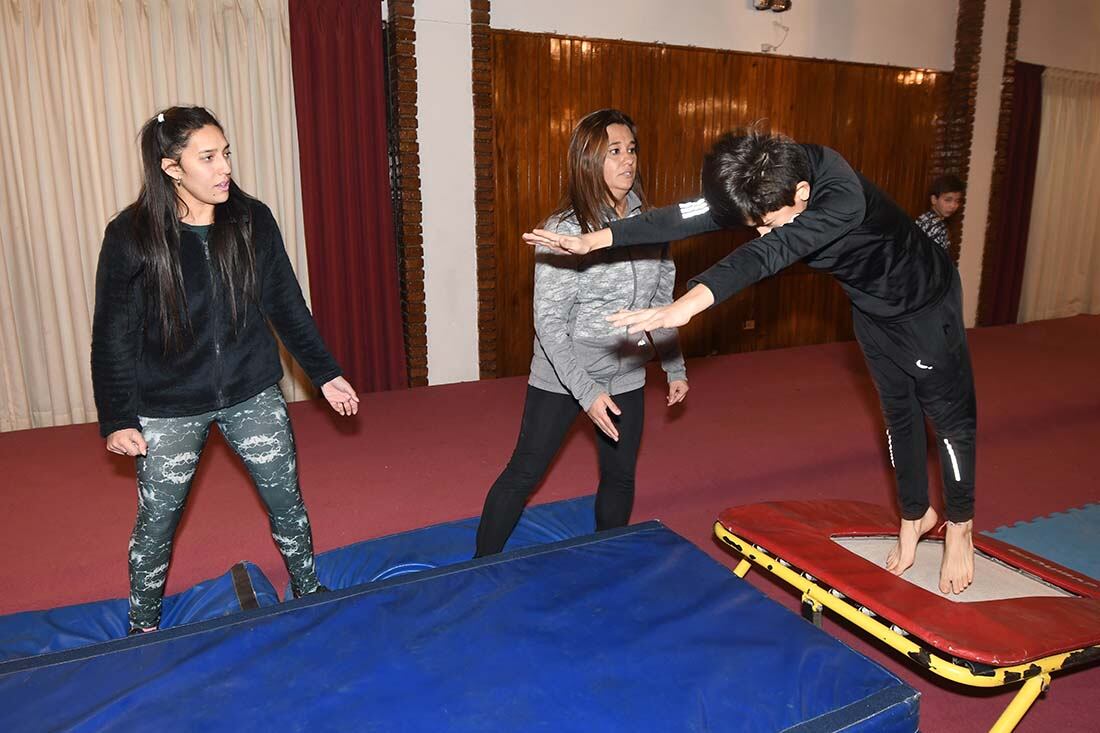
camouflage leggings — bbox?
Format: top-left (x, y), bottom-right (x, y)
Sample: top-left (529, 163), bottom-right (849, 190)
top-left (129, 386), bottom-right (321, 630)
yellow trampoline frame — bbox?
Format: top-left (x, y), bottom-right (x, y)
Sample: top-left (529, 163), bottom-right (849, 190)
top-left (714, 521), bottom-right (1100, 733)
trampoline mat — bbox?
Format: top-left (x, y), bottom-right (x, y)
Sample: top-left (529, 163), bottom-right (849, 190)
top-left (833, 537), bottom-right (1075, 603)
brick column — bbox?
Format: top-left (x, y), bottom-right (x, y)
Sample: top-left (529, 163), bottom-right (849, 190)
top-left (977, 0), bottom-right (1022, 326)
top-left (470, 0), bottom-right (498, 378)
top-left (386, 0), bottom-right (428, 386)
top-left (934, 0), bottom-right (985, 265)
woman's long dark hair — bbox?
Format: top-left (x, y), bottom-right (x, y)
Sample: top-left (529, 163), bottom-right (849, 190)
top-left (546, 108), bottom-right (649, 233)
top-left (128, 106), bottom-right (256, 352)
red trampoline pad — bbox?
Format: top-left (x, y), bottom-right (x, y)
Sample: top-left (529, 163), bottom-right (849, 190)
top-left (718, 500), bottom-right (1100, 666)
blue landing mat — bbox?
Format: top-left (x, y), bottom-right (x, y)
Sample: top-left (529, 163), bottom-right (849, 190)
top-left (0, 561), bottom-right (277, 662)
top-left (299, 494), bottom-right (597, 595)
top-left (0, 495), bottom-right (594, 663)
top-left (985, 503), bottom-right (1100, 580)
top-left (0, 523), bottom-right (918, 733)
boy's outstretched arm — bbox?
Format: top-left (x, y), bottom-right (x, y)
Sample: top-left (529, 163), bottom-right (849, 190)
top-left (607, 198), bottom-right (724, 247)
top-left (608, 283), bottom-right (716, 334)
top-left (523, 226), bottom-right (613, 255)
top-left (523, 198), bottom-right (724, 254)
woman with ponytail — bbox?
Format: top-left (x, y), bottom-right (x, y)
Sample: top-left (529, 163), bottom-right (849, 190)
top-left (91, 106), bottom-right (358, 634)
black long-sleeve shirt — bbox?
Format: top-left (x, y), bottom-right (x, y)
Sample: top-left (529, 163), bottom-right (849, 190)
top-left (607, 145), bottom-right (954, 320)
top-left (91, 198), bottom-right (341, 437)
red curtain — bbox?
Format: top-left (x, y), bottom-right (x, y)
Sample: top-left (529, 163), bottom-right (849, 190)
top-left (289, 0), bottom-right (407, 391)
top-left (980, 62), bottom-right (1044, 326)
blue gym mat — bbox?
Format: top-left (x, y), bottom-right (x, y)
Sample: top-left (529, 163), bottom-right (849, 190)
top-left (0, 561), bottom-right (277, 662)
top-left (0, 496), bottom-right (596, 665)
top-left (0, 522), bottom-right (918, 732)
top-left (300, 493), bottom-right (597, 594)
top-left (984, 503), bottom-right (1100, 580)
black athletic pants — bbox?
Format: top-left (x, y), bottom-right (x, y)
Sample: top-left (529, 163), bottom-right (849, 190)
top-left (852, 271), bottom-right (977, 523)
top-left (474, 385), bottom-right (645, 557)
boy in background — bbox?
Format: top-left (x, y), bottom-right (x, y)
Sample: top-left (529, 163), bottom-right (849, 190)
top-left (915, 174), bottom-right (965, 252)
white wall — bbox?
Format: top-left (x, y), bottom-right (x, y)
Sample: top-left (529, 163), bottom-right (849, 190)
top-left (492, 0), bottom-right (958, 70)
top-left (415, 0), bottom-right (480, 384)
top-left (1018, 0), bottom-right (1100, 74)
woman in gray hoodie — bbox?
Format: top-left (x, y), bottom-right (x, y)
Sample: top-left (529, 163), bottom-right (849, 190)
top-left (474, 109), bottom-right (688, 556)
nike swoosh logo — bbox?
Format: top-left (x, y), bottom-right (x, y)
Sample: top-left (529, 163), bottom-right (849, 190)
top-left (916, 360), bottom-right (934, 370)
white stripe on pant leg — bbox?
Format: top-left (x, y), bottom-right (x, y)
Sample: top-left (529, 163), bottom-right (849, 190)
top-left (943, 438), bottom-right (961, 481)
top-left (886, 429), bottom-right (895, 467)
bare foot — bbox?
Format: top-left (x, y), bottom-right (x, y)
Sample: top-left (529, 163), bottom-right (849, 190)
top-left (886, 506), bottom-right (938, 576)
top-left (940, 519), bottom-right (975, 594)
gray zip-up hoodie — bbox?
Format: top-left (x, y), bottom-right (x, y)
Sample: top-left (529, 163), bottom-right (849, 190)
top-left (529, 192), bottom-right (687, 410)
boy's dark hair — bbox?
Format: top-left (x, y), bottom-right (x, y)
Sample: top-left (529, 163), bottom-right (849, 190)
top-left (701, 128), bottom-right (810, 227)
top-left (929, 174), bottom-right (966, 197)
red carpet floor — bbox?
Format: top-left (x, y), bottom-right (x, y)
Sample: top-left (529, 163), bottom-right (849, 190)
top-left (2, 315), bottom-right (1098, 731)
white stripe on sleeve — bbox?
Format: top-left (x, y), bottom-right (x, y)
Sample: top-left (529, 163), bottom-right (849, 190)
top-left (678, 198), bottom-right (711, 219)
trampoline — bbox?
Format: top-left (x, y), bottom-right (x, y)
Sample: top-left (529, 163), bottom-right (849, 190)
top-left (0, 519), bottom-right (918, 732)
top-left (715, 500), bottom-right (1100, 733)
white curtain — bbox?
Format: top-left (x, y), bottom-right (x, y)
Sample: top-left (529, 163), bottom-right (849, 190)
top-left (1018, 67), bottom-right (1100, 322)
top-left (0, 0), bottom-right (313, 433)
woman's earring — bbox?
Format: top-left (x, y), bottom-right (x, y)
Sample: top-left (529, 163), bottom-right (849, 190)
top-left (174, 178), bottom-right (182, 186)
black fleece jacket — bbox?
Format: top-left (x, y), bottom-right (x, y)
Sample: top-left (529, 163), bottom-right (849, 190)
top-left (91, 199), bottom-right (341, 437)
top-left (607, 145), bottom-right (953, 320)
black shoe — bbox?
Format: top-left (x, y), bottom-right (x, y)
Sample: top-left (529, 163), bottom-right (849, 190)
top-left (128, 625), bottom-right (158, 636)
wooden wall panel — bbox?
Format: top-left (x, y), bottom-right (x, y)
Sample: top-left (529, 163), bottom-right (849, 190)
top-left (489, 31), bottom-right (950, 377)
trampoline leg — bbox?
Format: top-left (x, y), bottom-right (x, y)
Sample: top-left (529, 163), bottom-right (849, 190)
top-left (800, 594), bottom-right (823, 627)
top-left (989, 673), bottom-right (1050, 733)
top-left (733, 559), bottom-right (752, 578)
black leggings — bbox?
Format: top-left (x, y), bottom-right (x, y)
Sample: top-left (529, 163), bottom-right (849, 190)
top-left (853, 272), bottom-right (977, 523)
top-left (475, 385), bottom-right (645, 557)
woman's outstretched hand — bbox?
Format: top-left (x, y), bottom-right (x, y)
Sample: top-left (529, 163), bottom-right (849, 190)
top-left (322, 376), bottom-right (359, 416)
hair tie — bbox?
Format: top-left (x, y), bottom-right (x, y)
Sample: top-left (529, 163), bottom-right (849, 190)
top-left (157, 113), bottom-right (165, 124)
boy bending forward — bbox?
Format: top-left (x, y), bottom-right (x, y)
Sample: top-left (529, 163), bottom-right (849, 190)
top-left (525, 130), bottom-right (977, 594)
